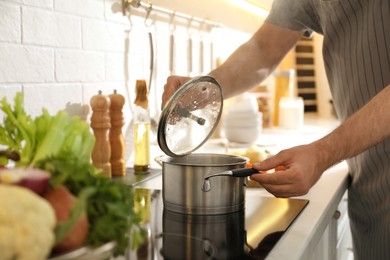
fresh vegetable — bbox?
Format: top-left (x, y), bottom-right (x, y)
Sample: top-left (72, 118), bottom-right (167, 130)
top-left (275, 165), bottom-right (286, 171)
top-left (0, 93), bottom-right (145, 256)
top-left (36, 155), bottom-right (146, 254)
top-left (44, 185), bottom-right (90, 253)
top-left (0, 184), bottom-right (56, 260)
top-left (0, 93), bottom-right (94, 166)
top-left (0, 167), bottom-right (50, 195)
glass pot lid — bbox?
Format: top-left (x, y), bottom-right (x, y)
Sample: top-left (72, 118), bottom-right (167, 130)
top-left (158, 76), bottom-right (223, 157)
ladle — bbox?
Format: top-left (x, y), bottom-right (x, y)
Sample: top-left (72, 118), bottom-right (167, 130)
top-left (202, 168), bottom-right (259, 192)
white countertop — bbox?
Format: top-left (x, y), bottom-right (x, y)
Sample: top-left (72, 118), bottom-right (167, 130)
top-left (136, 116), bottom-right (350, 259)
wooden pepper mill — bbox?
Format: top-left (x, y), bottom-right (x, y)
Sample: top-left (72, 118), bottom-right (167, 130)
top-left (109, 90), bottom-right (126, 176)
top-left (90, 90), bottom-right (111, 177)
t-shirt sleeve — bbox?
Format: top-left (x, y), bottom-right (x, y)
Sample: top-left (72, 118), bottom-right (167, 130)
top-left (265, 0), bottom-right (321, 38)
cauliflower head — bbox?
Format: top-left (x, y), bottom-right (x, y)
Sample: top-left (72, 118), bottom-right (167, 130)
top-left (0, 185), bottom-right (56, 260)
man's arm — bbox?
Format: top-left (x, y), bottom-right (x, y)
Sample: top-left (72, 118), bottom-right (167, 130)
top-left (209, 22), bottom-right (303, 99)
top-left (162, 22), bottom-right (303, 107)
top-left (314, 83), bottom-right (390, 168)
top-left (251, 84), bottom-right (390, 198)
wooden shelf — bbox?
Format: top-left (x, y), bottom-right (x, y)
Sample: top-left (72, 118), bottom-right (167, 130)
top-left (303, 100), bottom-right (318, 106)
top-left (295, 37), bottom-right (318, 112)
top-left (296, 64), bottom-right (315, 70)
top-left (296, 52), bottom-right (315, 58)
top-left (298, 88), bottom-right (317, 94)
top-left (297, 76), bottom-right (316, 82)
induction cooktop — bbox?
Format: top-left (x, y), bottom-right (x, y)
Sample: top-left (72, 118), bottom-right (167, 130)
top-left (126, 187), bottom-right (309, 260)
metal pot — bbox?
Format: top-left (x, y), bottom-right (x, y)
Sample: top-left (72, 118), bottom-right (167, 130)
top-left (156, 153), bottom-right (249, 215)
top-left (157, 76), bottom-right (254, 215)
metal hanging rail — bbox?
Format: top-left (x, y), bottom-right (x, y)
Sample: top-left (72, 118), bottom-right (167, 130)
top-left (122, 0), bottom-right (223, 28)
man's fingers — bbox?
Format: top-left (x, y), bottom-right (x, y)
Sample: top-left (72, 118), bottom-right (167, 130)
top-left (253, 151), bottom-right (288, 172)
top-left (250, 170), bottom-right (311, 198)
top-left (161, 76), bottom-right (191, 109)
top-left (250, 171), bottom-right (291, 185)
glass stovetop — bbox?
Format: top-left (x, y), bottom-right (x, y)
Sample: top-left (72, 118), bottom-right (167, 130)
top-left (126, 187), bottom-right (309, 260)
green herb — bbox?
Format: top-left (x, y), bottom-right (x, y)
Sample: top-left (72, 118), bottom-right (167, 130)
top-left (0, 93), bottom-right (36, 165)
top-left (37, 156), bottom-right (144, 255)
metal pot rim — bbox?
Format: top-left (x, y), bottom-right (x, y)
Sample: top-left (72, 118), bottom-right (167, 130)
top-left (156, 153), bottom-right (248, 167)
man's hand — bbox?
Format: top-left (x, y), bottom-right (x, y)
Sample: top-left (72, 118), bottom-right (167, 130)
top-left (250, 144), bottom-right (327, 198)
top-left (162, 75), bottom-right (191, 109)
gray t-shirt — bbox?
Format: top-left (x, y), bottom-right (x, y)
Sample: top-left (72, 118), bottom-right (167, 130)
top-left (266, 1), bottom-right (390, 259)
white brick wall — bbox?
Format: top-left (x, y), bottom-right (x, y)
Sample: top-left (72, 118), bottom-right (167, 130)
top-left (0, 3), bottom-right (21, 43)
top-left (55, 49), bottom-right (105, 82)
top-left (82, 18), bottom-right (126, 52)
top-left (0, 43), bottom-right (54, 82)
top-left (55, 0), bottom-right (104, 18)
top-left (0, 0), bottom-right (250, 126)
top-left (4, 0), bottom-right (53, 9)
top-left (23, 8), bottom-right (81, 48)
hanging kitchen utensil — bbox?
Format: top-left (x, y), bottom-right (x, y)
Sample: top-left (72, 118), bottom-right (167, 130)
top-left (210, 29), bottom-right (215, 70)
top-left (199, 20), bottom-right (205, 75)
top-left (148, 28), bottom-right (159, 135)
top-left (146, 25), bottom-right (154, 93)
top-left (143, 4), bottom-right (159, 136)
top-left (124, 4), bottom-right (157, 163)
top-left (187, 17), bottom-right (193, 77)
top-left (124, 13), bottom-right (134, 164)
top-left (169, 12), bottom-right (176, 75)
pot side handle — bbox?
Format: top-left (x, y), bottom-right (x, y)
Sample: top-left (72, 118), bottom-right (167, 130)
top-left (154, 156), bottom-right (163, 167)
top-left (231, 168), bottom-right (259, 177)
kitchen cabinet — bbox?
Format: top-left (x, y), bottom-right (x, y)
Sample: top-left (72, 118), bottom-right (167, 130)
top-left (336, 193), bottom-right (354, 260)
top-left (310, 192), bottom-right (353, 260)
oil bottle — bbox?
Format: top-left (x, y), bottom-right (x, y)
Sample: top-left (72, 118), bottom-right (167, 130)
top-left (133, 80), bottom-right (150, 174)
